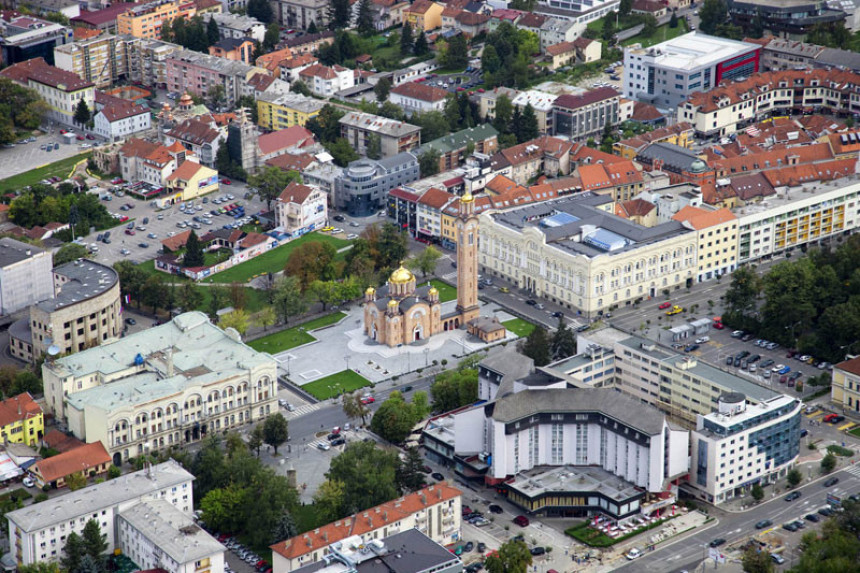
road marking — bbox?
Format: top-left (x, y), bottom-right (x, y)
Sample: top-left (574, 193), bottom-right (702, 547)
top-left (806, 412), bottom-right (824, 419)
top-left (838, 422), bottom-right (856, 431)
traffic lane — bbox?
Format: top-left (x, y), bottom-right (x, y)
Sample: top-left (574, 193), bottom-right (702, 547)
top-left (614, 468), bottom-right (860, 572)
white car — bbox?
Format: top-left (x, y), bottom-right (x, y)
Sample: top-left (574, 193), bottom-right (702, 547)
top-left (772, 364), bottom-right (785, 372)
top-left (626, 548), bottom-right (642, 560)
top-left (696, 336), bottom-right (710, 344)
top-left (22, 477), bottom-right (35, 487)
top-left (317, 442), bottom-right (331, 451)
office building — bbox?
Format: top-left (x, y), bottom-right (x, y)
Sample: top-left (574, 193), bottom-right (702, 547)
top-left (6, 460), bottom-right (196, 567)
top-left (832, 355), bottom-right (860, 414)
top-left (0, 15), bottom-right (72, 66)
top-left (726, 0), bottom-right (845, 39)
top-left (478, 193), bottom-right (697, 317)
top-left (535, 0), bottom-right (619, 25)
top-left (553, 87), bottom-right (620, 141)
top-left (271, 485), bottom-right (461, 573)
top-left (41, 312), bottom-right (278, 466)
top-left (333, 153), bottom-right (419, 216)
top-left (117, 0), bottom-right (197, 40)
top-left (339, 111), bottom-right (422, 158)
top-left (689, 393), bottom-right (802, 504)
top-left (0, 238), bottom-right (54, 316)
top-left (0, 57), bottom-right (95, 127)
top-left (623, 32), bottom-right (761, 109)
top-left (9, 260), bottom-right (121, 363)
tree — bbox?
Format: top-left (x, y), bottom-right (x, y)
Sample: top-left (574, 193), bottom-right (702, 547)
top-left (619, 0), bottom-right (633, 16)
top-left (53, 243), bottom-right (90, 266)
top-left (201, 484), bottom-right (246, 533)
top-left (61, 532), bottom-right (85, 573)
top-left (409, 245), bottom-right (442, 277)
top-left (787, 468), bottom-right (802, 488)
top-left (177, 282), bottom-right (204, 312)
top-left (411, 111), bottom-right (450, 141)
top-left (822, 452), bottom-right (837, 474)
top-left (329, 0), bottom-right (351, 29)
top-left (308, 280), bottom-right (341, 311)
top-left (248, 424), bottom-right (264, 457)
top-left (285, 241), bottom-right (337, 290)
top-left (326, 441), bottom-right (400, 514)
top-left (218, 309), bottom-right (250, 335)
top-left (481, 44), bottom-right (501, 77)
top-left (396, 446), bottom-right (427, 492)
top-left (184, 230), bottom-right (205, 267)
top-left (366, 133), bottom-right (382, 159)
top-left (249, 165), bottom-right (302, 210)
top-left (73, 99), bottom-right (91, 126)
top-left (443, 34), bottom-right (469, 70)
top-left (76, 555), bottom-right (101, 573)
top-left (699, 0), bottom-right (728, 35)
top-left (81, 519), bottom-right (107, 562)
top-left (641, 14), bottom-right (658, 37)
top-left (247, 0), bottom-right (274, 23)
top-left (357, 0), bottom-right (374, 34)
top-left (418, 149), bottom-right (441, 177)
top-left (374, 76), bottom-right (392, 102)
top-left (307, 20), bottom-right (318, 33)
top-left (18, 564), bottom-right (60, 573)
top-left (521, 326), bottom-right (550, 366)
top-left (741, 546), bottom-right (774, 573)
top-left (207, 16), bottom-right (220, 45)
top-left (114, 261), bottom-right (147, 307)
top-left (253, 307), bottom-right (277, 331)
top-left (400, 22), bottom-right (414, 54)
top-left (485, 539), bottom-right (533, 573)
top-left (313, 478), bottom-right (346, 523)
top-left (107, 465), bottom-right (121, 480)
top-left (263, 413), bottom-right (289, 454)
top-left (377, 222), bottom-right (409, 269)
top-left (370, 391), bottom-right (429, 443)
top-left (431, 367), bottom-right (478, 412)
top-left (342, 391), bottom-right (372, 426)
top-left (326, 138), bottom-right (360, 167)
top-left (273, 276), bottom-right (307, 323)
top-left (518, 103), bottom-right (539, 143)
top-left (550, 316), bottom-right (576, 359)
top-left (493, 94), bottom-right (513, 134)
top-left (271, 512), bottom-right (297, 544)
top-left (601, 14), bottom-right (615, 43)
top-left (669, 10), bottom-right (679, 28)
top-left (65, 471), bottom-right (86, 491)
top-left (414, 30), bottom-right (429, 55)
top-left (264, 22), bottom-right (281, 51)
top-left (751, 482), bottom-right (764, 502)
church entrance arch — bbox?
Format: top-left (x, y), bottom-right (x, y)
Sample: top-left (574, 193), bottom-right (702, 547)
top-left (413, 324), bottom-right (423, 341)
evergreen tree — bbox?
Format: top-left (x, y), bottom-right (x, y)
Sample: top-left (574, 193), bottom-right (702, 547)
top-left (271, 512), bottom-right (297, 544)
top-left (247, 0), bottom-right (274, 24)
top-left (207, 16), bottom-right (220, 45)
top-left (329, 0), bottom-right (351, 29)
top-left (444, 34), bottom-right (469, 70)
top-left (669, 11), bottom-right (678, 28)
top-left (521, 326), bottom-right (551, 366)
top-left (510, 106), bottom-right (522, 142)
top-left (60, 533), bottom-right (85, 573)
top-left (699, 0), bottom-right (728, 35)
top-left (751, 483), bottom-right (764, 502)
top-left (366, 133), bottom-right (381, 159)
top-left (374, 76), bottom-right (392, 102)
top-left (183, 230), bottom-right (205, 267)
top-left (493, 94), bottom-right (513, 134)
top-left (264, 22), bottom-right (281, 51)
top-left (307, 20), bottom-right (318, 34)
top-left (550, 316), bottom-right (576, 359)
top-left (518, 103), bottom-right (539, 142)
top-left (81, 519), bottom-right (108, 562)
top-left (414, 30), bottom-right (428, 55)
top-left (357, 0), bottom-right (375, 35)
top-left (400, 22), bottom-right (414, 55)
top-left (73, 99), bottom-right (91, 126)
top-left (263, 413), bottom-right (289, 454)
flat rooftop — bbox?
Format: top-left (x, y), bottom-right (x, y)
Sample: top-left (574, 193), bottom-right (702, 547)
top-left (339, 111), bottom-right (421, 138)
top-left (507, 465), bottom-right (642, 503)
top-left (36, 260), bottom-right (118, 313)
top-left (732, 177), bottom-right (860, 219)
top-left (119, 499), bottom-right (224, 563)
top-left (6, 460), bottom-right (192, 533)
top-left (628, 32), bottom-right (759, 72)
top-left (0, 237), bottom-right (46, 268)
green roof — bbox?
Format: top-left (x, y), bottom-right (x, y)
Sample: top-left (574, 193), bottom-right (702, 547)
top-left (420, 123), bottom-right (499, 155)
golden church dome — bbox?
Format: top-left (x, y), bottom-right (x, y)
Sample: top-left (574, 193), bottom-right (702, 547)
top-left (461, 190), bottom-right (474, 203)
top-left (429, 287), bottom-right (438, 296)
top-left (389, 265), bottom-right (415, 284)
top-left (387, 299), bottom-right (399, 308)
top-left (365, 286), bottom-right (376, 295)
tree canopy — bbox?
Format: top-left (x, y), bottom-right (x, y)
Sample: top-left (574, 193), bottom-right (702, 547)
top-left (325, 441), bottom-right (401, 514)
top-left (370, 390), bottom-right (431, 443)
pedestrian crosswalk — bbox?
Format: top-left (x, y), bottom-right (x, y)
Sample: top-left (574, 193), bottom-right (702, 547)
top-left (844, 463), bottom-right (860, 478)
top-left (284, 403), bottom-right (322, 419)
top-left (441, 271), bottom-right (457, 281)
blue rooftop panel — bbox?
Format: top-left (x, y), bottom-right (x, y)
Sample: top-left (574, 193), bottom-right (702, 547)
top-left (540, 212), bottom-right (580, 228)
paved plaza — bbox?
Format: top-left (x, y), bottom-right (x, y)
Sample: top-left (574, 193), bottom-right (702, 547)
top-left (276, 300), bottom-right (520, 385)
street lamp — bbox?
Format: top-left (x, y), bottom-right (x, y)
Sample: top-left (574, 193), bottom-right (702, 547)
top-left (424, 348), bottom-right (430, 367)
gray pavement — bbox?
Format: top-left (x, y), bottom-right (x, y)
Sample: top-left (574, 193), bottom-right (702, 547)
top-left (0, 132), bottom-right (89, 180)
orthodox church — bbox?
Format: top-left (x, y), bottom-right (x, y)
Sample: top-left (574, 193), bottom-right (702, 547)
top-left (363, 191), bottom-right (506, 346)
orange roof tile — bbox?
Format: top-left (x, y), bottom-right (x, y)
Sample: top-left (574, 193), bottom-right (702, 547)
top-left (33, 442), bottom-right (110, 483)
top-left (277, 181), bottom-right (316, 204)
top-left (672, 206), bottom-right (735, 229)
top-left (43, 429), bottom-right (85, 453)
top-left (0, 393), bottom-right (41, 428)
top-left (417, 187), bottom-right (454, 209)
top-left (712, 142), bottom-right (833, 177)
top-left (166, 160), bottom-right (206, 182)
top-left (545, 41), bottom-right (575, 57)
top-left (161, 229), bottom-right (192, 251)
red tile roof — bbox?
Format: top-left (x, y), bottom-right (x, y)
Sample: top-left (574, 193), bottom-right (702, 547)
top-left (554, 87), bottom-right (619, 111)
top-left (712, 142), bottom-right (833, 177)
top-left (491, 136), bottom-right (572, 169)
top-left (573, 36), bottom-right (597, 50)
top-left (0, 393), bottom-right (41, 428)
top-left (299, 63), bottom-right (343, 80)
top-left (836, 355), bottom-right (860, 376)
top-left (570, 143), bottom-right (627, 165)
top-left (258, 126), bottom-right (315, 156)
top-left (631, 101), bottom-right (663, 122)
top-left (167, 160), bottom-right (206, 183)
top-left (672, 205), bottom-right (735, 229)
top-left (616, 198), bottom-right (655, 218)
top-left (761, 158), bottom-right (856, 188)
top-left (161, 229), bottom-right (192, 251)
top-left (33, 442), bottom-right (111, 484)
top-left (266, 153), bottom-right (317, 172)
top-left (455, 11), bottom-right (488, 25)
top-left (43, 429), bottom-right (85, 453)
top-left (277, 181), bottom-right (316, 204)
top-left (546, 41), bottom-right (575, 57)
top-left (406, 0), bottom-right (438, 15)
top-left (1, 57), bottom-right (93, 91)
top-left (416, 187), bottom-right (454, 209)
top-left (71, 3), bottom-right (134, 27)
top-left (272, 484), bottom-right (461, 560)
top-left (391, 81), bottom-right (449, 102)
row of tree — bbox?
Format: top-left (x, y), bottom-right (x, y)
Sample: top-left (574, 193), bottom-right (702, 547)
top-left (519, 317), bottom-right (577, 366)
top-left (481, 22), bottom-right (540, 89)
top-left (8, 183), bottom-right (115, 238)
top-left (0, 77), bottom-right (50, 145)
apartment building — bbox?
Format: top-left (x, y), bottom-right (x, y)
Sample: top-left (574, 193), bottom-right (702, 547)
top-left (274, 181), bottom-right (328, 236)
top-left (512, 90), bottom-right (557, 135)
top-left (9, 260), bottom-right (121, 363)
top-left (117, 0), bottom-right (196, 40)
top-left (54, 34), bottom-right (130, 89)
top-left (678, 68), bottom-right (860, 138)
top-left (0, 57), bottom-right (94, 127)
top-left (0, 393), bottom-right (43, 447)
top-left (339, 111), bottom-right (421, 158)
top-left (297, 63), bottom-right (354, 97)
top-left (256, 92), bottom-right (325, 130)
top-left (579, 328), bottom-right (781, 427)
top-left (478, 193), bottom-right (698, 317)
top-left (0, 238), bottom-right (54, 316)
top-left (689, 393), bottom-right (802, 504)
top-left (418, 124), bottom-right (499, 173)
top-left (623, 32), bottom-right (761, 109)
top-left (165, 49), bottom-right (267, 107)
top-left (552, 87), bottom-right (620, 141)
top-left (735, 178), bottom-right (860, 263)
top-left (488, 136), bottom-right (572, 185)
top-left (6, 460), bottom-right (196, 567)
top-left (416, 187), bottom-right (455, 241)
top-left (126, 37), bottom-right (178, 87)
top-left (274, 0), bottom-right (329, 29)
top-left (41, 312), bottom-right (278, 466)
top-left (671, 206), bottom-right (738, 282)
top-left (203, 11), bottom-right (265, 42)
top-left (832, 355), bottom-right (860, 415)
top-left (333, 152), bottom-right (419, 215)
top-left (576, 159), bottom-right (644, 202)
top-left (270, 484), bottom-right (461, 573)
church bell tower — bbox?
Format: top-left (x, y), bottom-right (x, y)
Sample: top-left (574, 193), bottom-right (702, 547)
top-left (456, 191), bottom-right (480, 323)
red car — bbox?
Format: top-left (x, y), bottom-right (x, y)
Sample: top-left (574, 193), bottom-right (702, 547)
top-left (125, 229), bottom-right (135, 235)
top-left (76, 135), bottom-right (85, 141)
top-left (713, 322), bottom-right (725, 330)
top-left (658, 302), bottom-right (672, 310)
top-left (360, 396), bottom-right (375, 404)
top-left (118, 215), bottom-right (129, 222)
top-left (86, 134), bottom-right (95, 140)
top-left (59, 129), bottom-right (68, 134)
top-left (220, 178), bottom-right (231, 185)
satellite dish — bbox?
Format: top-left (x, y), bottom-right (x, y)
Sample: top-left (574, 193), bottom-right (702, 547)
top-left (47, 345), bottom-right (61, 357)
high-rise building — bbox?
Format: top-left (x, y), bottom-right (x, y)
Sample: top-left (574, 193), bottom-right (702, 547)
top-left (0, 238), bottom-right (54, 316)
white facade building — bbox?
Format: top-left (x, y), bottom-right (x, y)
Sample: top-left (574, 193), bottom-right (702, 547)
top-left (0, 238), bottom-right (54, 316)
top-left (204, 12), bottom-right (266, 43)
top-left (298, 64), bottom-right (354, 97)
top-left (689, 394), bottom-right (802, 504)
top-left (274, 182), bottom-right (328, 236)
top-left (6, 461), bottom-right (197, 567)
top-left (93, 101), bottom-right (152, 142)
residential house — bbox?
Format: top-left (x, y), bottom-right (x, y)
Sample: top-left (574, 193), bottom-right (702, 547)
top-left (165, 159), bottom-right (220, 201)
top-left (476, 86), bottom-right (520, 119)
top-left (388, 81), bottom-right (449, 115)
top-left (545, 41), bottom-right (576, 70)
top-left (488, 136), bottom-right (573, 185)
top-left (577, 159), bottom-right (645, 201)
top-left (613, 122), bottom-right (694, 159)
top-left (117, 137), bottom-right (160, 182)
top-left (93, 93), bottom-right (151, 142)
top-left (539, 17), bottom-right (585, 52)
top-left (832, 355), bottom-right (860, 416)
top-left (274, 181), bottom-right (328, 236)
top-left (403, 0), bottom-right (444, 31)
top-left (0, 393), bottom-right (43, 447)
top-left (280, 31), bottom-right (335, 55)
top-left (0, 57), bottom-right (94, 127)
top-left (278, 53), bottom-right (317, 82)
top-left (631, 0), bottom-right (668, 18)
top-left (418, 124), bottom-right (499, 172)
top-left (163, 117), bottom-right (224, 168)
top-left (298, 63), bottom-right (354, 96)
top-left (371, 0), bottom-right (409, 31)
top-left (573, 36), bottom-right (601, 63)
top-left (339, 111), bottom-right (422, 158)
top-left (30, 441), bottom-right (111, 488)
top-left (515, 11), bottom-right (546, 35)
top-left (208, 37), bottom-right (254, 64)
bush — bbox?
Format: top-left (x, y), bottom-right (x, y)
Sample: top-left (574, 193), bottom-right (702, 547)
top-left (827, 445), bottom-right (855, 457)
top-left (34, 493), bottom-right (49, 503)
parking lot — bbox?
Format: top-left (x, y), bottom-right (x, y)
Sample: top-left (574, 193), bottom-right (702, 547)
top-left (423, 68), bottom-right (483, 94)
top-left (0, 132), bottom-right (92, 181)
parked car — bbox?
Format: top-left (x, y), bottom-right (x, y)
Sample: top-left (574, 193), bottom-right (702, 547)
top-left (755, 519), bottom-right (773, 529)
top-left (488, 504), bottom-right (503, 514)
top-left (431, 472), bottom-right (445, 481)
top-left (626, 548), bottom-right (642, 560)
top-left (513, 515), bottom-right (529, 527)
top-left (709, 538), bottom-right (726, 548)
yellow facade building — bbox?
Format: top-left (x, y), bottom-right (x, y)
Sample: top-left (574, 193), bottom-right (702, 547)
top-left (402, 0), bottom-right (443, 31)
top-left (257, 92), bottom-right (325, 131)
top-left (832, 356), bottom-right (860, 416)
top-left (0, 393), bottom-right (44, 447)
top-left (166, 159), bottom-right (220, 200)
top-left (672, 206), bottom-right (738, 282)
top-left (117, 0), bottom-right (196, 40)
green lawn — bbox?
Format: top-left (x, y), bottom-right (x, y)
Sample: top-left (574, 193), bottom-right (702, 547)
top-left (247, 311), bottom-right (346, 353)
top-left (623, 21), bottom-right (689, 48)
top-left (503, 318), bottom-right (536, 337)
top-left (0, 152), bottom-right (91, 193)
top-left (303, 369), bottom-right (372, 400)
top-left (827, 444), bottom-right (855, 457)
top-left (429, 279), bottom-right (457, 303)
top-left (849, 427), bottom-right (860, 438)
top-left (201, 233), bottom-right (350, 284)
